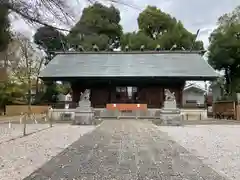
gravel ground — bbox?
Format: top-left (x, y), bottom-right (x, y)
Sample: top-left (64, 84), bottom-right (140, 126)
top-left (0, 124), bottom-right (95, 180)
top-left (0, 124), bottom-right (50, 143)
top-left (25, 120), bottom-right (226, 180)
top-left (159, 125), bottom-right (240, 180)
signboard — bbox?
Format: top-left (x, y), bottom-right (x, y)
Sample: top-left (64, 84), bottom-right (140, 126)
top-left (207, 106), bottom-right (212, 112)
top-left (207, 105), bottom-right (213, 117)
top-left (106, 104), bottom-right (147, 111)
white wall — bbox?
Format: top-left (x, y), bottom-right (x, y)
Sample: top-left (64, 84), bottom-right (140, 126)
top-left (182, 89), bottom-right (205, 105)
top-left (57, 93), bottom-right (72, 102)
top-left (212, 85), bottom-right (222, 102)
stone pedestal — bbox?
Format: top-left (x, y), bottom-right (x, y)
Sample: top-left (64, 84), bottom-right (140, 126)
top-left (159, 100), bottom-right (182, 126)
top-left (74, 100), bottom-right (94, 125)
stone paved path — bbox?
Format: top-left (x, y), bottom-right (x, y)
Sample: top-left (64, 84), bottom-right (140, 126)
top-left (24, 120), bottom-right (227, 180)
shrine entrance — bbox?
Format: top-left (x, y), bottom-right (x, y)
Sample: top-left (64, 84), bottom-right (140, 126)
top-left (115, 86), bottom-right (138, 104)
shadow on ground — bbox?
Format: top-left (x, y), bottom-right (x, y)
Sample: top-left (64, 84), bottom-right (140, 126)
top-left (153, 118), bottom-right (240, 126)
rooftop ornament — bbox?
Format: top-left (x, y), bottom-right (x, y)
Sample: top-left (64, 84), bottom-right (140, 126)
top-left (140, 45), bottom-right (145, 51)
top-left (93, 44), bottom-right (99, 51)
top-left (155, 44), bottom-right (161, 51)
top-left (51, 46), bottom-right (206, 55)
top-left (170, 44), bottom-right (177, 51)
top-left (78, 45), bottom-right (85, 51)
top-left (125, 45), bottom-right (130, 51)
top-left (235, 32), bottom-right (240, 40)
top-left (107, 43), bottom-right (114, 51)
top-left (68, 47), bottom-right (75, 51)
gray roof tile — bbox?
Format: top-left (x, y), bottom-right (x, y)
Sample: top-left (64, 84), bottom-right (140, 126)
top-left (40, 52), bottom-right (218, 79)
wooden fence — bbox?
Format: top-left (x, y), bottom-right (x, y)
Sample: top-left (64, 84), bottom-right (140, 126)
top-left (4, 102), bottom-right (240, 120)
top-left (212, 101), bottom-right (238, 120)
top-left (5, 105), bottom-right (50, 116)
top-left (0, 67), bottom-right (7, 82)
top-left (236, 105), bottom-right (240, 121)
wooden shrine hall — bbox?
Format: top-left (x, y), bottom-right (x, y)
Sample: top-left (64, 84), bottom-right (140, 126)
top-left (39, 51), bottom-right (218, 109)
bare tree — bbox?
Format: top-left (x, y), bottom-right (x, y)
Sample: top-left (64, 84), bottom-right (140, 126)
top-left (1, 0), bottom-right (139, 31)
top-left (7, 33), bottom-right (45, 135)
top-left (1, 0), bottom-right (75, 31)
top-left (10, 34), bottom-right (45, 96)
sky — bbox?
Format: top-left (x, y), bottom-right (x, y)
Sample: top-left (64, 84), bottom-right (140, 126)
top-left (12, 0), bottom-right (239, 48)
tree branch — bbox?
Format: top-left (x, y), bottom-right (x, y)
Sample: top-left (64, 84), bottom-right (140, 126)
top-left (1, 0), bottom-right (72, 32)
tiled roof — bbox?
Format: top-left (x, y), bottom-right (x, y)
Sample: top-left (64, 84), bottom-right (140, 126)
top-left (39, 51), bottom-right (218, 80)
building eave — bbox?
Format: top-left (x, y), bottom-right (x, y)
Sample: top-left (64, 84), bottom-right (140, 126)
top-left (183, 84), bottom-right (207, 92)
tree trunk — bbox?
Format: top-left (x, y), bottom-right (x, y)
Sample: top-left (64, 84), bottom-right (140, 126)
top-left (225, 68), bottom-right (231, 94)
top-left (23, 114), bottom-right (26, 136)
top-left (24, 47), bottom-right (32, 136)
top-left (35, 57), bottom-right (44, 96)
top-left (23, 74), bottom-right (32, 136)
top-left (229, 65), bottom-right (237, 95)
top-left (35, 77), bottom-right (39, 95)
top-left (27, 71), bottom-right (32, 116)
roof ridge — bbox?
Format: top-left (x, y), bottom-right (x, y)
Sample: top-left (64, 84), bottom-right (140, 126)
top-left (52, 50), bottom-right (205, 55)
top-left (184, 83), bottom-right (207, 92)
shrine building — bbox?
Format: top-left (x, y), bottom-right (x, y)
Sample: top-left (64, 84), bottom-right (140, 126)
top-left (39, 51), bottom-right (218, 109)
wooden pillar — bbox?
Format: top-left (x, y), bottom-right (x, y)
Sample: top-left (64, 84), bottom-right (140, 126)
top-left (90, 87), bottom-right (96, 107)
top-left (160, 87), bottom-right (164, 108)
top-left (110, 87), bottom-right (116, 103)
top-left (70, 82), bottom-right (85, 103)
top-left (179, 81), bottom-right (186, 108)
top-left (138, 87), bottom-right (146, 104)
top-left (108, 88), bottom-right (112, 103)
top-left (91, 87), bottom-right (109, 108)
top-left (108, 81), bottom-right (112, 103)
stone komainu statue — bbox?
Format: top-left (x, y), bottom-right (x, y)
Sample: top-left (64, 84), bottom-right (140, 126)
top-left (164, 89), bottom-right (175, 101)
top-left (80, 89), bottom-right (90, 101)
